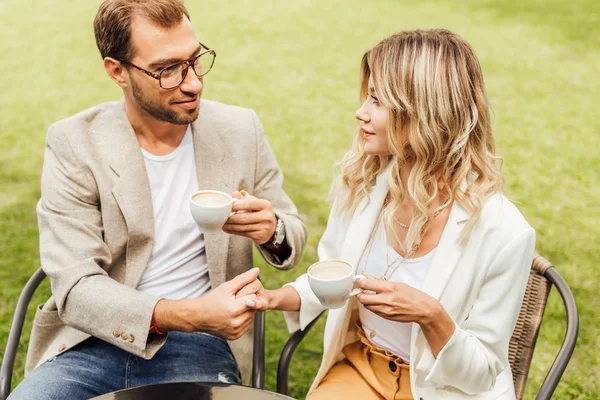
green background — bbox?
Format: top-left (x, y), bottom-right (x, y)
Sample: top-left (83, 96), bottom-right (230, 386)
top-left (1, 0), bottom-right (598, 398)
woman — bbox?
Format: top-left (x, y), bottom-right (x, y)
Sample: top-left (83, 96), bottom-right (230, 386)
top-left (252, 29), bottom-right (535, 399)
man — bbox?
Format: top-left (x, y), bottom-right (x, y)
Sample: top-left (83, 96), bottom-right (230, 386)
top-left (9, 0), bottom-right (306, 398)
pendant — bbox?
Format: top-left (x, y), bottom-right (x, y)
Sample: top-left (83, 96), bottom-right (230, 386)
top-left (369, 330), bottom-right (376, 339)
top-left (380, 276), bottom-right (387, 281)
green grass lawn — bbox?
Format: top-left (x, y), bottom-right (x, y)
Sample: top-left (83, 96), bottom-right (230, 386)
top-left (1, 0), bottom-right (598, 398)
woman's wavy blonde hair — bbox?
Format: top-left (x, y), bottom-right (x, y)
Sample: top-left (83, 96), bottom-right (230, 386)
top-left (334, 29), bottom-right (503, 250)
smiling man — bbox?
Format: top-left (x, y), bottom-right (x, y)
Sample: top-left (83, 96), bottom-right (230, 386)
top-left (8, 0), bottom-right (306, 398)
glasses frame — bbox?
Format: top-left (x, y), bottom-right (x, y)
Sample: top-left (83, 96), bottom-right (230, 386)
top-left (120, 41), bottom-right (216, 89)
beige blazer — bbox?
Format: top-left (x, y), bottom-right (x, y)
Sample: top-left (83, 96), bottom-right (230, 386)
top-left (285, 164), bottom-right (535, 399)
top-left (28, 99), bottom-right (306, 383)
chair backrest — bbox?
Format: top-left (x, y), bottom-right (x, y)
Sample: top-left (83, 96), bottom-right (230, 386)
top-left (508, 254), bottom-right (554, 399)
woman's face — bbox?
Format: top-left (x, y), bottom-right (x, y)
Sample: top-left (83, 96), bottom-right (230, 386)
top-left (355, 76), bottom-right (391, 156)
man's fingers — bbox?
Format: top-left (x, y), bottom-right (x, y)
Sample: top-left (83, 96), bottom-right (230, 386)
top-left (231, 197), bottom-right (265, 212)
top-left (225, 268), bottom-right (260, 294)
top-left (232, 294), bottom-right (258, 314)
top-left (223, 223), bottom-right (263, 233)
top-left (226, 211), bottom-right (264, 225)
top-left (236, 280), bottom-right (262, 298)
top-left (236, 313), bottom-right (255, 338)
top-left (231, 191), bottom-right (244, 200)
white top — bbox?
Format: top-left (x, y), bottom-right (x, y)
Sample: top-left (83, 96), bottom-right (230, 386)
top-left (136, 126), bottom-right (211, 300)
top-left (358, 222), bottom-right (436, 362)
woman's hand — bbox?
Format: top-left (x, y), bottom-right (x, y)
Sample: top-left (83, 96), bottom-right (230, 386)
top-left (356, 274), bottom-right (439, 324)
top-left (235, 276), bottom-right (272, 311)
top-left (235, 278), bottom-right (302, 312)
top-left (355, 274), bottom-right (456, 357)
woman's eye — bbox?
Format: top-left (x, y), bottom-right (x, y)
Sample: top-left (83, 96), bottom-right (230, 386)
top-left (370, 95), bottom-right (380, 104)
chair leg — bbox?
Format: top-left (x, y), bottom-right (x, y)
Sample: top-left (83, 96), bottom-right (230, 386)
top-left (251, 311), bottom-right (266, 389)
top-left (0, 268), bottom-right (46, 400)
top-left (276, 311), bottom-right (324, 395)
top-left (535, 267), bottom-right (579, 400)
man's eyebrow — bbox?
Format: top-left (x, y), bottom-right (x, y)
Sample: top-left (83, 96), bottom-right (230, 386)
top-left (147, 45), bottom-right (203, 69)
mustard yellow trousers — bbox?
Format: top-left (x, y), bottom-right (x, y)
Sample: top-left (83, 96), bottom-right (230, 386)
top-left (308, 326), bottom-right (412, 400)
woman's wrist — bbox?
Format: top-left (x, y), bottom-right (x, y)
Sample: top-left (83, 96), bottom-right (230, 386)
top-left (418, 297), bottom-right (445, 328)
top-left (267, 286), bottom-right (301, 311)
top-left (418, 298), bottom-right (456, 357)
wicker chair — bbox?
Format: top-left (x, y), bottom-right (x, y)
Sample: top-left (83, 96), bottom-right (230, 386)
top-left (277, 254), bottom-right (579, 399)
top-left (0, 268), bottom-right (267, 400)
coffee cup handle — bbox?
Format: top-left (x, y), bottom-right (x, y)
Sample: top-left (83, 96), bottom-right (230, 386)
top-left (228, 198), bottom-right (238, 218)
top-left (349, 274), bottom-right (366, 296)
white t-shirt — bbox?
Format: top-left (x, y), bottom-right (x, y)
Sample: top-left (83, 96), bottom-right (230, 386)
top-left (358, 222), bottom-right (436, 362)
top-left (136, 126), bottom-right (211, 300)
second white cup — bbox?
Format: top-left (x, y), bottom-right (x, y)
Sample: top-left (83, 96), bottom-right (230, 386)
top-left (307, 259), bottom-right (365, 309)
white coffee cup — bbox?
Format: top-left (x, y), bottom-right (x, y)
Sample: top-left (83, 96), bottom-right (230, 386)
top-left (307, 259), bottom-right (365, 309)
top-left (189, 190), bottom-right (236, 234)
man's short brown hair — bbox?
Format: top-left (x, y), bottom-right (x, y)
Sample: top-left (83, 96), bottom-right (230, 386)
top-left (93, 0), bottom-right (191, 61)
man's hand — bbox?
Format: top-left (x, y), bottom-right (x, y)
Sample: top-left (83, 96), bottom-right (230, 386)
top-left (223, 191), bottom-right (277, 245)
top-left (236, 278), bottom-right (271, 311)
top-left (235, 278), bottom-right (302, 312)
top-left (153, 268), bottom-right (261, 340)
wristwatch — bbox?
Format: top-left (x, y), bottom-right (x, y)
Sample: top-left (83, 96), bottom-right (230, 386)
top-left (270, 216), bottom-right (286, 247)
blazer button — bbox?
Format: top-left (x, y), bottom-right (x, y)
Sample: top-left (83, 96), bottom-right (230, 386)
top-left (128, 334), bottom-right (135, 343)
top-left (121, 332), bottom-right (130, 341)
top-left (58, 344), bottom-right (67, 352)
top-left (389, 361), bottom-right (397, 372)
top-left (112, 329), bottom-right (121, 338)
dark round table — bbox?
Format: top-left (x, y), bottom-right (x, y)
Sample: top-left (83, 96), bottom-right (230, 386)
top-left (91, 382), bottom-right (295, 400)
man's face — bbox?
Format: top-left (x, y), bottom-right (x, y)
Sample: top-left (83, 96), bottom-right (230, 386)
top-left (127, 15), bottom-right (203, 125)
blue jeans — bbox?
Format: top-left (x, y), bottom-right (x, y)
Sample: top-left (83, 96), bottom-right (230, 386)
top-left (9, 331), bottom-right (241, 399)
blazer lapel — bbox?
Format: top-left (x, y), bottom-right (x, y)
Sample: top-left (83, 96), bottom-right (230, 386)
top-left (411, 195), bottom-right (470, 374)
top-left (192, 101), bottom-right (233, 287)
top-left (103, 100), bottom-right (155, 287)
top-left (339, 162), bottom-right (394, 272)
top-left (420, 201), bottom-right (470, 300)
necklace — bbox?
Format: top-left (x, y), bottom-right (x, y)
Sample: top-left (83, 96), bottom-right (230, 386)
top-left (361, 201), bottom-right (450, 281)
top-left (393, 215), bottom-right (410, 229)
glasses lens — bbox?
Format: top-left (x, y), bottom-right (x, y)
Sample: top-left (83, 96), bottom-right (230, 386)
top-left (160, 63), bottom-right (186, 89)
top-left (193, 51), bottom-right (215, 77)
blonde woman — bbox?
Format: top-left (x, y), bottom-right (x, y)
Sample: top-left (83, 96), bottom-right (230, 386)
top-left (247, 29), bottom-right (535, 399)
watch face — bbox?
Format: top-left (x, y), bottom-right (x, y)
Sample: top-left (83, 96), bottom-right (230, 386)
top-left (274, 218), bottom-right (286, 245)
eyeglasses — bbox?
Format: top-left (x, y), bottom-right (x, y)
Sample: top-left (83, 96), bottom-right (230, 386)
top-left (120, 41), bottom-right (216, 89)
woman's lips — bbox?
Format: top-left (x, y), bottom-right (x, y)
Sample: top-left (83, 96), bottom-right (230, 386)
top-left (362, 128), bottom-right (375, 138)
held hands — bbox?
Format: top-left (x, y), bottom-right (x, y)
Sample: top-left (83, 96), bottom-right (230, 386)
top-left (355, 274), bottom-right (441, 325)
top-left (186, 268), bottom-right (262, 340)
top-left (223, 191), bottom-right (277, 245)
top-left (235, 276), bottom-right (271, 312)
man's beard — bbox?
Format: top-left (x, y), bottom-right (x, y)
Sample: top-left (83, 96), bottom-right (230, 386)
top-left (130, 77), bottom-right (199, 125)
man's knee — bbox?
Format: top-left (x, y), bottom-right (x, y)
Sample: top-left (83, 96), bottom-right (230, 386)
top-left (8, 356), bottom-right (107, 400)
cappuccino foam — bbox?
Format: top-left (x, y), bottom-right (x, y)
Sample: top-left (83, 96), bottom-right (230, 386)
top-left (310, 263), bottom-right (352, 280)
top-left (192, 192), bottom-right (230, 207)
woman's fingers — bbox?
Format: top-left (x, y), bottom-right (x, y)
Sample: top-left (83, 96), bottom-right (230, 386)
top-left (356, 274), bottom-right (389, 293)
top-left (356, 291), bottom-right (386, 305)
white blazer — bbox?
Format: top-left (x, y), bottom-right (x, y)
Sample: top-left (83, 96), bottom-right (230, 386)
top-left (285, 164), bottom-right (536, 399)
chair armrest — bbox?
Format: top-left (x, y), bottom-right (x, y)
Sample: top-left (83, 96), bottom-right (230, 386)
top-left (0, 267), bottom-right (47, 400)
top-left (535, 267), bottom-right (579, 400)
top-left (276, 311), bottom-right (324, 395)
top-left (251, 311), bottom-right (266, 389)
